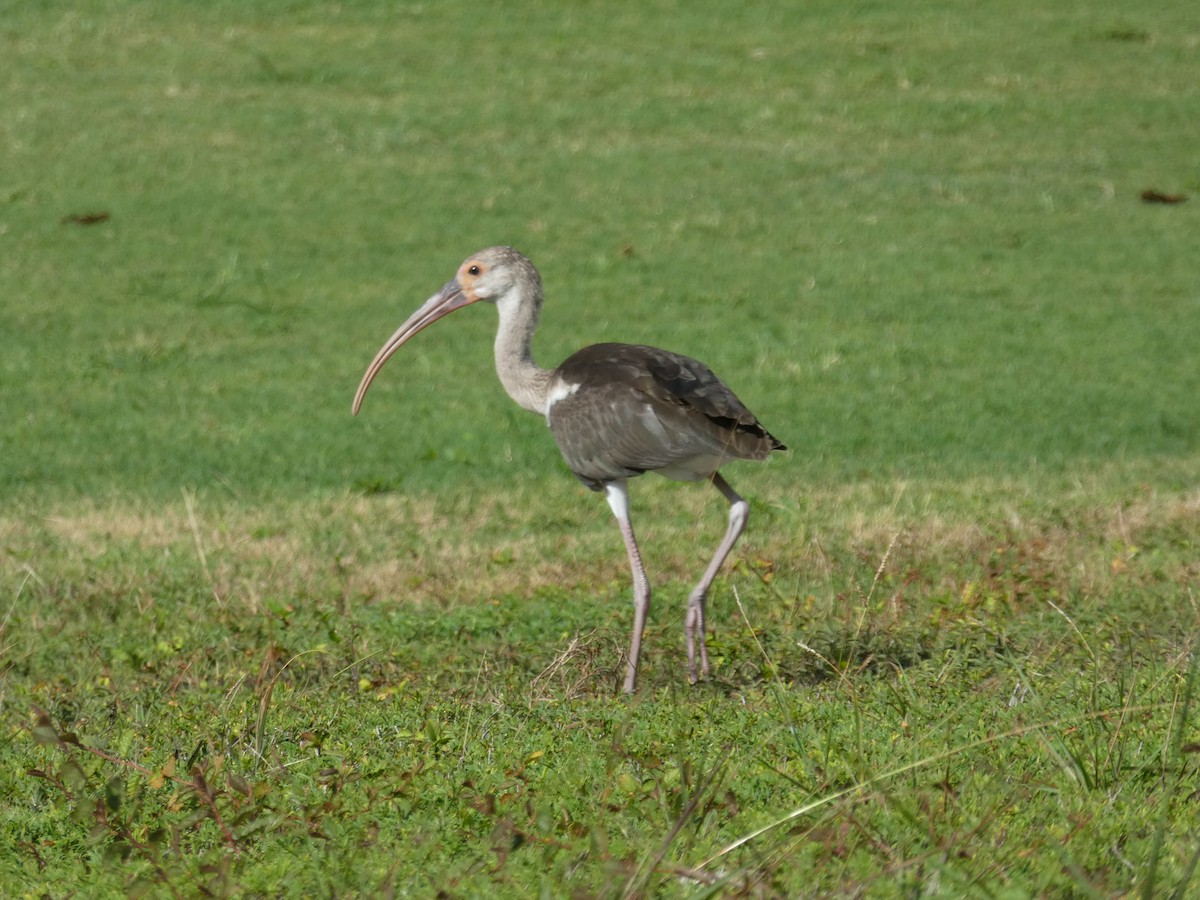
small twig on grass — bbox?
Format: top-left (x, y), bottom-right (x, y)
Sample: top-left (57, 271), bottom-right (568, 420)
top-left (796, 639), bottom-right (860, 696)
top-left (253, 645), bottom-right (281, 766)
top-left (1046, 598), bottom-right (1097, 665)
top-left (862, 532), bottom-right (900, 606)
top-left (853, 531), bottom-right (900, 644)
top-left (734, 586), bottom-right (803, 747)
top-left (0, 567), bottom-right (31, 653)
top-left (251, 645), bottom-right (330, 768)
top-left (182, 487), bottom-right (224, 608)
top-left (733, 585), bottom-right (776, 677)
top-left (529, 629), bottom-right (606, 702)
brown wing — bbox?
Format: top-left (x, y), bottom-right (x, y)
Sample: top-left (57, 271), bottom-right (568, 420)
top-left (548, 343), bottom-right (785, 490)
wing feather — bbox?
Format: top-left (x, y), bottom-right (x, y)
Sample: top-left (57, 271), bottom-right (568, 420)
top-left (548, 343), bottom-right (785, 489)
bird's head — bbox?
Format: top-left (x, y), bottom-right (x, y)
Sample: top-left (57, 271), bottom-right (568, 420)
top-left (452, 245), bottom-right (537, 303)
top-left (352, 246), bottom-right (538, 415)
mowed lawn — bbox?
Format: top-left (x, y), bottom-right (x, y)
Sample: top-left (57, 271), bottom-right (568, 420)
top-left (2, 0), bottom-right (1198, 895)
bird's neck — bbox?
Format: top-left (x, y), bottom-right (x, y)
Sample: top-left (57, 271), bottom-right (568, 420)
top-left (493, 288), bottom-right (552, 416)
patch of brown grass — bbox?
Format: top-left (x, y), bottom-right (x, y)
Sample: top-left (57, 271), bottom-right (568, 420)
top-left (2, 475), bottom-right (1195, 621)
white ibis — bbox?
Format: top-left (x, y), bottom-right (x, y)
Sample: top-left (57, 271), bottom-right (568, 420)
top-left (353, 247), bottom-right (785, 693)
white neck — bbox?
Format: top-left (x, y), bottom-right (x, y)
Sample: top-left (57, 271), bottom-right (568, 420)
top-left (493, 286), bottom-right (552, 415)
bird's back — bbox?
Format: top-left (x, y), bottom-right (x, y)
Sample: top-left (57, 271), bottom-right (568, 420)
top-left (546, 343), bottom-right (785, 490)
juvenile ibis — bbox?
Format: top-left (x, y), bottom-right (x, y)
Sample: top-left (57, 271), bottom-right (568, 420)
top-left (353, 246), bottom-right (785, 693)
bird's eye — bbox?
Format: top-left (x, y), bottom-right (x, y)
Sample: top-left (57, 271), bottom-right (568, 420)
top-left (468, 265), bottom-right (481, 276)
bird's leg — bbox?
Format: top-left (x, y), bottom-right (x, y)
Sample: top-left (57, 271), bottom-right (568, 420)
top-left (605, 481), bottom-right (651, 694)
top-left (685, 472), bottom-right (749, 683)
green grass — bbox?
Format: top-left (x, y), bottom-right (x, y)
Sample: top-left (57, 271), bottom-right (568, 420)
top-left (2, 0), bottom-right (1198, 895)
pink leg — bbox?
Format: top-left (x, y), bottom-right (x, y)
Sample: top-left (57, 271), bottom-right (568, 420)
top-left (606, 482), bottom-right (651, 693)
top-left (685, 472), bottom-right (749, 683)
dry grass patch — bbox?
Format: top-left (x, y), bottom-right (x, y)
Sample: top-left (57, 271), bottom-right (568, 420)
top-left (4, 476), bottom-right (1195, 616)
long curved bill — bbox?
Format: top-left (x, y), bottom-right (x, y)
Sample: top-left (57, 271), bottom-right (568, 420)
top-left (352, 279), bottom-right (473, 415)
